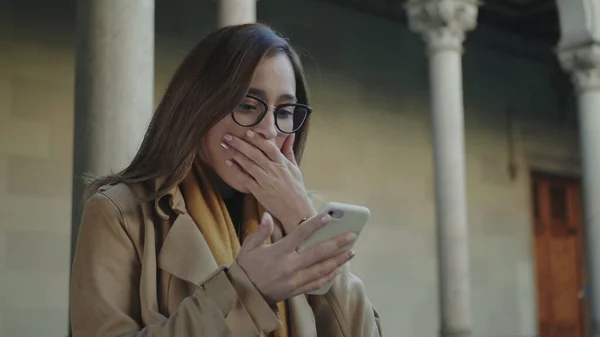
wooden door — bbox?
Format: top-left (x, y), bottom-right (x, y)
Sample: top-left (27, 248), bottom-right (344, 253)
top-left (531, 173), bottom-right (586, 337)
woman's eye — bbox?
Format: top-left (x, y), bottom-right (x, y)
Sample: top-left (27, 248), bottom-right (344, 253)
top-left (277, 109), bottom-right (294, 118)
top-left (238, 103), bottom-right (258, 111)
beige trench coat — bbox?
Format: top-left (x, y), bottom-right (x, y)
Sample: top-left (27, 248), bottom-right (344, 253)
top-left (70, 181), bottom-right (382, 337)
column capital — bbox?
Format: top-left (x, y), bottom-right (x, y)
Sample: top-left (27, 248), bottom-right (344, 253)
top-left (405, 0), bottom-right (479, 53)
top-left (558, 42), bottom-right (600, 92)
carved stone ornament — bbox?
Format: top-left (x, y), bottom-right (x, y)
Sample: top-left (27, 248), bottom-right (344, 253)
top-left (558, 42), bottom-right (600, 92)
top-left (405, 0), bottom-right (479, 53)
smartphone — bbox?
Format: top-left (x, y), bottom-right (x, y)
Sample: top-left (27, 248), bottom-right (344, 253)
top-left (299, 201), bottom-right (371, 295)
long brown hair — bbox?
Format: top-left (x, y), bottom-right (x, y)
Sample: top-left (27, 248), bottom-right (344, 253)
top-left (87, 23), bottom-right (311, 199)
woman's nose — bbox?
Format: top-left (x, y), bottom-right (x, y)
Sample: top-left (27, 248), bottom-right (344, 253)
top-left (253, 108), bottom-right (278, 139)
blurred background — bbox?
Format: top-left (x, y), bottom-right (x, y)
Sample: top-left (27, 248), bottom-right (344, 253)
top-left (0, 0), bottom-right (596, 336)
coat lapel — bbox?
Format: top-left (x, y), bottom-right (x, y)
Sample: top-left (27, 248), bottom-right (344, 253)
top-left (154, 176), bottom-right (220, 287)
top-left (154, 180), bottom-right (318, 337)
top-left (157, 212), bottom-right (219, 286)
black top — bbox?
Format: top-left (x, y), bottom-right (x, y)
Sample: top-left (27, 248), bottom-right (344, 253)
top-left (223, 192), bottom-right (244, 243)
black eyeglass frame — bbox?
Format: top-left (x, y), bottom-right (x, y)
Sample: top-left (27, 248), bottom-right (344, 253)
top-left (231, 94), bottom-right (313, 134)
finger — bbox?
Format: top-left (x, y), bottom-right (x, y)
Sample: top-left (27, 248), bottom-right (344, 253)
top-left (244, 130), bottom-right (287, 164)
top-left (281, 133), bottom-right (296, 164)
top-left (295, 232), bottom-right (357, 269)
top-left (292, 250), bottom-right (351, 296)
top-left (283, 211), bottom-right (331, 252)
top-left (293, 268), bottom-right (341, 297)
top-left (225, 159), bottom-right (261, 191)
top-left (224, 133), bottom-right (275, 169)
top-left (241, 212), bottom-right (274, 252)
top-left (229, 148), bottom-right (268, 182)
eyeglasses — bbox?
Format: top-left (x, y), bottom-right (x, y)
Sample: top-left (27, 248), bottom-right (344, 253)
top-left (231, 94), bottom-right (313, 134)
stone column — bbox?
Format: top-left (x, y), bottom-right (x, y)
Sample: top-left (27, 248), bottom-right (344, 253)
top-left (218, 0), bottom-right (257, 27)
top-left (69, 1), bottom-right (153, 335)
top-left (405, 1), bottom-right (479, 337)
top-left (71, 0), bottom-right (154, 260)
top-left (559, 44), bottom-right (600, 335)
top-left (556, 0), bottom-right (600, 334)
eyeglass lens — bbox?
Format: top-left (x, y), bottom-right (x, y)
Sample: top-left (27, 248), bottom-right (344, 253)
top-left (232, 96), bottom-right (309, 133)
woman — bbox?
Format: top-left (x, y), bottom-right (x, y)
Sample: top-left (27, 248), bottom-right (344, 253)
top-left (70, 23), bottom-right (382, 337)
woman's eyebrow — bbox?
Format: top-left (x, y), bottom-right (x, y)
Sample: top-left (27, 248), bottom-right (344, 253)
top-left (247, 87), bottom-right (297, 102)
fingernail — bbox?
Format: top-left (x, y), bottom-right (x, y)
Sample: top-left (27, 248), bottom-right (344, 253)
top-left (225, 159), bottom-right (233, 167)
top-left (220, 142), bottom-right (229, 149)
top-left (246, 130), bottom-right (255, 138)
top-left (260, 212), bottom-right (272, 226)
top-left (348, 250), bottom-right (355, 260)
top-left (320, 213), bottom-right (331, 223)
top-left (224, 134), bottom-right (233, 141)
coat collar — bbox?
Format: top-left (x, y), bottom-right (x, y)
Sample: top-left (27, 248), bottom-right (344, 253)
top-left (153, 176), bottom-right (187, 219)
top-left (157, 205), bottom-right (317, 336)
top-left (157, 210), bottom-right (219, 286)
top-left (153, 175), bottom-right (219, 285)
top-left (152, 176), bottom-right (317, 336)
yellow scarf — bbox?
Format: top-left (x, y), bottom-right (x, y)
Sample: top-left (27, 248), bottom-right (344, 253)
top-left (179, 164), bottom-right (289, 337)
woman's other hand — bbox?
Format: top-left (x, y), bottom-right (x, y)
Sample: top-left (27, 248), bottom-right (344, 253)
top-left (222, 131), bottom-right (316, 233)
top-left (236, 211), bottom-right (356, 305)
